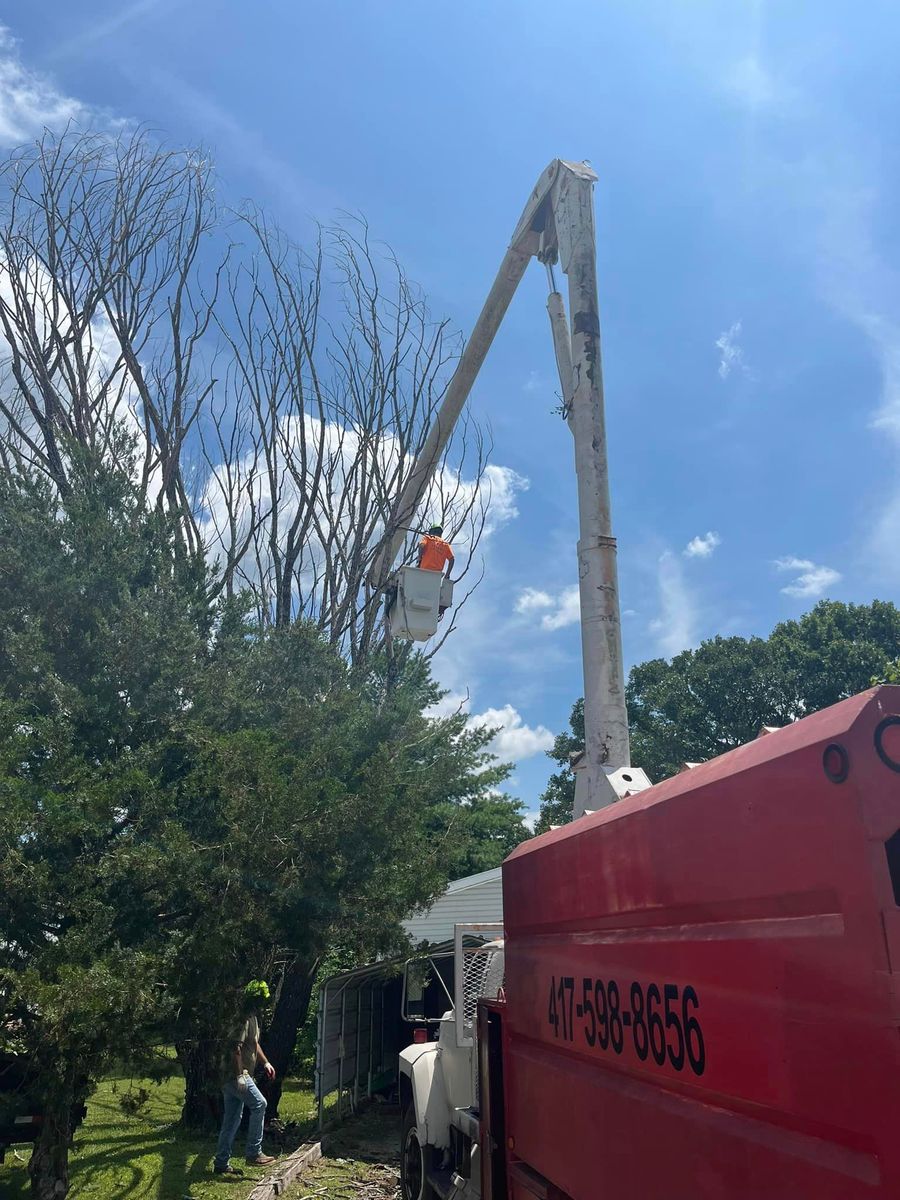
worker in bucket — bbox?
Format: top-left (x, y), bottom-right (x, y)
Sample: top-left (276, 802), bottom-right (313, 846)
top-left (418, 523), bottom-right (455, 577)
top-left (418, 523), bottom-right (454, 617)
top-left (213, 980), bottom-right (278, 1176)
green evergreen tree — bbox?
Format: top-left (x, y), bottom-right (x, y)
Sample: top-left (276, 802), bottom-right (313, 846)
top-left (0, 457), bottom-right (529, 1189)
top-left (0, 458), bottom-right (211, 1198)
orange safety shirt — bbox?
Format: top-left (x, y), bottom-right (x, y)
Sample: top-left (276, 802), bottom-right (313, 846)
top-left (419, 535), bottom-right (453, 572)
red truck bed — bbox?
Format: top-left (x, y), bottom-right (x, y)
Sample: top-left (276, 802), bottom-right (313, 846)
top-left (501, 686), bottom-right (900, 1199)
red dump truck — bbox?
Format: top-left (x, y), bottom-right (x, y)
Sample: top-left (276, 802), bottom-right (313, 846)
top-left (498, 683), bottom-right (900, 1197)
top-left (400, 686), bottom-right (900, 1199)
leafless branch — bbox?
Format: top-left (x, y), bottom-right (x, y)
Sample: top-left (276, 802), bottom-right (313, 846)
top-left (201, 211), bottom-right (491, 662)
top-left (0, 128), bottom-right (494, 665)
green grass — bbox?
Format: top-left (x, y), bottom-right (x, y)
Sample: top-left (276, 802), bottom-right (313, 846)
top-left (0, 1071), bottom-right (319, 1199)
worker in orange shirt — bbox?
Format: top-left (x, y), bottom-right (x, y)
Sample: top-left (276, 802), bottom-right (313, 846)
top-left (418, 523), bottom-right (455, 577)
top-left (418, 523), bottom-right (454, 617)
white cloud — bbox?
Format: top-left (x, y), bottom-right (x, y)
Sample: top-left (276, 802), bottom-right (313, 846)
top-left (649, 551), bottom-right (696, 657)
top-left (515, 588), bottom-right (553, 614)
top-left (476, 463), bottom-right (529, 539)
top-left (684, 531), bottom-right (721, 559)
top-left (523, 371), bottom-right (543, 393)
top-left (774, 556), bottom-right (842, 599)
top-left (0, 27), bottom-right (93, 147)
top-left (468, 704), bottom-right (554, 762)
top-left (724, 54), bottom-right (787, 111)
top-left (541, 586), bottom-right (580, 631)
top-left (0, 254), bottom-right (163, 497)
top-left (515, 584), bottom-right (580, 631)
top-left (715, 320), bottom-right (747, 380)
top-left (425, 690), bottom-right (470, 720)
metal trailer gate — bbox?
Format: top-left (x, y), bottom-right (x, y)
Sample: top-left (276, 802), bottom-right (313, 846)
top-left (315, 943), bottom-right (457, 1127)
top-left (315, 961), bottom-right (402, 1127)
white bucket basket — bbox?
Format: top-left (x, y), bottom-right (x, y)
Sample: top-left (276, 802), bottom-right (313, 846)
top-left (387, 565), bottom-right (453, 641)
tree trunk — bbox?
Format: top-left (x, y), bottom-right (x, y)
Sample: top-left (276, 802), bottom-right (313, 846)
top-left (176, 1038), bottom-right (222, 1130)
top-left (257, 957), bottom-right (318, 1117)
top-left (28, 1101), bottom-right (72, 1200)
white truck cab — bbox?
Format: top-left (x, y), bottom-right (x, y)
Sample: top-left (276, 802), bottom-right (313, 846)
top-left (399, 924), bottom-right (503, 1200)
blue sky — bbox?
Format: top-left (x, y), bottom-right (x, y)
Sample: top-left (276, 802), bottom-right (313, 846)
top-left (5, 1), bottom-right (900, 820)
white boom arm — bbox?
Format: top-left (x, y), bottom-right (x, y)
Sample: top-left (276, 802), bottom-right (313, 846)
top-left (371, 159), bottom-right (647, 813)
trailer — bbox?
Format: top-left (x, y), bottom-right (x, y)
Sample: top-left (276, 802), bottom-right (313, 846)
top-left (0, 1053), bottom-right (86, 1164)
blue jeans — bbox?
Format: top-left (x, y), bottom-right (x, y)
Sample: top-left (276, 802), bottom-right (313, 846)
top-left (214, 1074), bottom-right (266, 1168)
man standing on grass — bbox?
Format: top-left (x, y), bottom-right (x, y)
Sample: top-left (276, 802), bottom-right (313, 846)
top-left (213, 980), bottom-right (278, 1176)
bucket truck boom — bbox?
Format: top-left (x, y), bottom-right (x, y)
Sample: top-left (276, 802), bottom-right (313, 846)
top-left (371, 159), bottom-right (649, 814)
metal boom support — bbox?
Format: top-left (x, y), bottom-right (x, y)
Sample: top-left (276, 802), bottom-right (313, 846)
top-left (371, 159), bottom-right (639, 813)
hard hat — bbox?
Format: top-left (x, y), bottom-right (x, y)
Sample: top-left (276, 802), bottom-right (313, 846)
top-left (244, 980), bottom-right (271, 1004)
top-left (428, 523), bottom-right (443, 536)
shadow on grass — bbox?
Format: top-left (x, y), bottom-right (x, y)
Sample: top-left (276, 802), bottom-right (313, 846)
top-left (68, 1125), bottom-right (173, 1197)
top-left (71, 1125), bottom-right (243, 1199)
top-left (0, 1070), bottom-right (321, 1200)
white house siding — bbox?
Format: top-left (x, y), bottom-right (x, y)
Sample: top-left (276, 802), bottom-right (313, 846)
top-left (402, 868), bottom-right (503, 946)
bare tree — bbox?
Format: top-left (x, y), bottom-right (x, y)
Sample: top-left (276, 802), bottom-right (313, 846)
top-left (0, 127), bottom-right (493, 662)
top-left (0, 127), bottom-right (221, 540)
top-left (201, 211), bottom-right (491, 662)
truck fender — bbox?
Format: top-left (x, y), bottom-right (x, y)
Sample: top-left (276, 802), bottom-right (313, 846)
top-left (398, 1042), bottom-right (450, 1150)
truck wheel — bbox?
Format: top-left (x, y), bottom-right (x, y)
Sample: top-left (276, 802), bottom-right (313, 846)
top-left (400, 1106), bottom-right (436, 1200)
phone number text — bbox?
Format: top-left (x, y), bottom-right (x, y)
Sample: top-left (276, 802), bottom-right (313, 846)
top-left (547, 975), bottom-right (706, 1076)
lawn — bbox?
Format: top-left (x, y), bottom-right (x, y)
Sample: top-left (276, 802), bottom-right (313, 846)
top-left (0, 1070), bottom-right (320, 1199)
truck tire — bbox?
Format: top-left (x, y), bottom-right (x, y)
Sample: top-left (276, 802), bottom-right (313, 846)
top-left (400, 1105), bottom-right (436, 1200)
